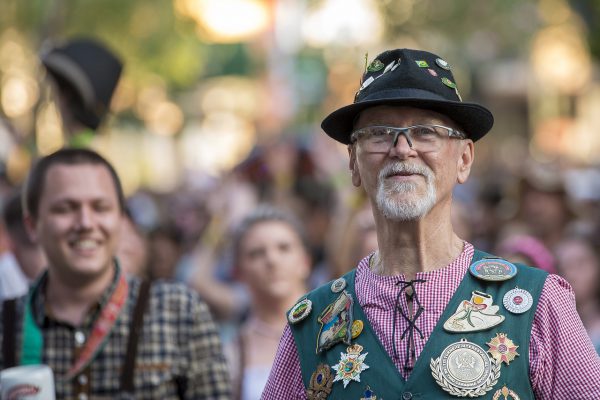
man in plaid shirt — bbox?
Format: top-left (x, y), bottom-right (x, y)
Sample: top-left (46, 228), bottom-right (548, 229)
top-left (263, 49), bottom-right (600, 399)
top-left (0, 148), bottom-right (231, 399)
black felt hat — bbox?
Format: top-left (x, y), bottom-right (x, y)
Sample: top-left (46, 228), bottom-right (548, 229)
top-left (41, 38), bottom-right (123, 130)
top-left (321, 48), bottom-right (494, 144)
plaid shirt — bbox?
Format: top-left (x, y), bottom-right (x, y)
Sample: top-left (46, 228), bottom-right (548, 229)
top-left (0, 269), bottom-right (231, 399)
top-left (262, 242), bottom-right (600, 399)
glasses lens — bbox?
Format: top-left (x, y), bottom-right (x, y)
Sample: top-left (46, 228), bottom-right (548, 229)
top-left (408, 125), bottom-right (443, 151)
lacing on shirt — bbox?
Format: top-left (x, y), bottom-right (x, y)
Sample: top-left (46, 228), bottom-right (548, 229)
top-left (392, 279), bottom-right (426, 372)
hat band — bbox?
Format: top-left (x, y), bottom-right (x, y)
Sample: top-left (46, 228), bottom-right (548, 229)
top-left (359, 88), bottom-right (456, 104)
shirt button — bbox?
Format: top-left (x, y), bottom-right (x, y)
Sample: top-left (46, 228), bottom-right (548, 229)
top-left (402, 392), bottom-right (413, 400)
top-left (74, 331), bottom-right (86, 346)
top-left (78, 393), bottom-right (88, 400)
top-left (77, 374), bottom-right (88, 385)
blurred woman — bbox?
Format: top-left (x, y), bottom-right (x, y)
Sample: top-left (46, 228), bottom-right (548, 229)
top-left (226, 205), bottom-right (310, 400)
top-left (555, 234), bottom-right (600, 354)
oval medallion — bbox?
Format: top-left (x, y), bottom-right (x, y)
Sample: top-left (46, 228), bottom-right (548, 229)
top-left (430, 339), bottom-right (500, 397)
top-left (331, 278), bottom-right (347, 293)
top-left (288, 298), bottom-right (312, 324)
top-left (503, 288), bottom-right (533, 314)
top-left (469, 258), bottom-right (517, 282)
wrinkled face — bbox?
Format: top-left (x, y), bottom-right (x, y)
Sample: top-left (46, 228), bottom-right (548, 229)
top-left (28, 163), bottom-right (122, 283)
top-left (349, 106), bottom-right (474, 221)
top-left (237, 220), bottom-right (309, 301)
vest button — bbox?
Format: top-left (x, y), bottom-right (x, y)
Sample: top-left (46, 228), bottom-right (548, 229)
top-left (402, 392), bottom-right (413, 400)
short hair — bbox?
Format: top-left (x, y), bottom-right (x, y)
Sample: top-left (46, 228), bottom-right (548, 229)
top-left (23, 148), bottom-right (126, 219)
top-left (2, 191), bottom-right (34, 245)
top-left (232, 204), bottom-right (309, 263)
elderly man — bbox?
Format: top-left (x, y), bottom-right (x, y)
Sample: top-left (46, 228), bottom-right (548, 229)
top-left (0, 148), bottom-right (231, 399)
top-left (262, 49), bottom-right (600, 399)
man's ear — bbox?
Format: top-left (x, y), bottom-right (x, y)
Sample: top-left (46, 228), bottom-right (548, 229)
top-left (457, 140), bottom-right (474, 184)
top-left (23, 213), bottom-right (38, 243)
top-left (348, 145), bottom-right (361, 187)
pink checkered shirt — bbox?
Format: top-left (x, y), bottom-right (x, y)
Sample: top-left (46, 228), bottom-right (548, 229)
top-left (262, 242), bottom-right (600, 399)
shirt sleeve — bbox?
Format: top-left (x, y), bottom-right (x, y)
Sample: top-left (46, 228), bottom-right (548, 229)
top-left (261, 324), bottom-right (306, 400)
top-left (183, 290), bottom-right (232, 399)
top-left (529, 274), bottom-right (600, 399)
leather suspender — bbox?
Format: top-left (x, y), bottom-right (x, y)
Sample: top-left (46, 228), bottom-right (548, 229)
top-left (120, 279), bottom-right (151, 395)
top-left (2, 297), bottom-right (17, 368)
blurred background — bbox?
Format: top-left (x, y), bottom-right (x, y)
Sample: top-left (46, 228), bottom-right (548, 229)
top-left (1, 0), bottom-right (600, 379)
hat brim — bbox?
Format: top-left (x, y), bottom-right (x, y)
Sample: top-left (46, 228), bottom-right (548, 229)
top-left (321, 91), bottom-right (494, 144)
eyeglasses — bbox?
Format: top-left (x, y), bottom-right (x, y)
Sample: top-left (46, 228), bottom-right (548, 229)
top-left (350, 124), bottom-right (466, 153)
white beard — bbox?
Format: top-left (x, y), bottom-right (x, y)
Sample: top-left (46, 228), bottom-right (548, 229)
top-left (375, 162), bottom-right (436, 221)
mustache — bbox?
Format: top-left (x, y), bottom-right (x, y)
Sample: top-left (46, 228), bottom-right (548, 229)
top-left (378, 162), bottom-right (433, 181)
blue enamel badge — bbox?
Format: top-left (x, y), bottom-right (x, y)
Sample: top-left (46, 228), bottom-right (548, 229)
top-left (469, 258), bottom-right (517, 282)
top-left (316, 291), bottom-right (354, 353)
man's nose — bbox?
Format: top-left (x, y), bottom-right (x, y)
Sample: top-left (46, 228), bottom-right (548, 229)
top-left (390, 131), bottom-right (415, 156)
top-left (75, 207), bottom-right (94, 229)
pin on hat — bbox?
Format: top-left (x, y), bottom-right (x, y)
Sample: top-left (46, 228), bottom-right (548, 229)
top-left (321, 48), bottom-right (494, 144)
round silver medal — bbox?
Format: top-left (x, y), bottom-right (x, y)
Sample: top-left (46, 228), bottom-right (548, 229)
top-left (330, 278), bottom-right (347, 293)
top-left (503, 288), bottom-right (533, 314)
top-left (430, 339), bottom-right (500, 397)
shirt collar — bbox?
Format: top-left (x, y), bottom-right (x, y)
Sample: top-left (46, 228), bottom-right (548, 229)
top-left (30, 259), bottom-right (122, 328)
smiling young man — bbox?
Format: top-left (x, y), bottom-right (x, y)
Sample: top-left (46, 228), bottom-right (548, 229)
top-left (262, 49), bottom-right (600, 399)
top-left (0, 148), bottom-right (231, 399)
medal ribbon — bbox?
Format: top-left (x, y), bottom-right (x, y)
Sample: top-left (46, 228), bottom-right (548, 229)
top-left (20, 269), bottom-right (129, 382)
top-left (64, 273), bottom-right (128, 380)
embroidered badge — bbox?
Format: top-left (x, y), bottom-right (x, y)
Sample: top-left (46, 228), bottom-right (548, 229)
top-left (360, 386), bottom-right (378, 399)
top-left (351, 319), bottom-right (364, 339)
top-left (443, 291), bottom-right (505, 333)
top-left (306, 363), bottom-right (333, 400)
top-left (503, 288), bottom-right (533, 314)
top-left (316, 291), bottom-right (354, 353)
top-left (487, 333), bottom-right (519, 366)
top-left (288, 298), bottom-right (312, 324)
top-left (416, 60), bottom-right (429, 68)
top-left (492, 385), bottom-right (521, 399)
top-left (430, 338), bottom-right (500, 397)
top-left (469, 258), bottom-right (517, 282)
top-left (427, 68), bottom-right (438, 77)
top-left (332, 344), bottom-right (369, 388)
top-left (435, 57), bottom-right (452, 70)
top-left (331, 278), bottom-right (347, 293)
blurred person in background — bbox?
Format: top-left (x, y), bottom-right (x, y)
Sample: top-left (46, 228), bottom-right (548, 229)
top-left (516, 166), bottom-right (572, 251)
top-left (0, 209), bottom-right (29, 301)
top-left (116, 210), bottom-right (149, 279)
top-left (495, 233), bottom-right (557, 275)
top-left (2, 191), bottom-right (47, 282)
top-left (146, 224), bottom-right (183, 281)
top-left (41, 37), bottom-right (122, 146)
top-left (0, 148), bottom-right (231, 399)
top-left (225, 205), bottom-right (310, 400)
top-left (555, 234), bottom-right (600, 354)
top-left (328, 194), bottom-right (378, 279)
top-left (263, 48), bottom-right (600, 399)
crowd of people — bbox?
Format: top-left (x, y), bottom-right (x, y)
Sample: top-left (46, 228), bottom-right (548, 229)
top-left (0, 39), bottom-right (599, 399)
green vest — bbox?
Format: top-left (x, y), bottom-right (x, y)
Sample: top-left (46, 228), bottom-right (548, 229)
top-left (290, 250), bottom-right (547, 399)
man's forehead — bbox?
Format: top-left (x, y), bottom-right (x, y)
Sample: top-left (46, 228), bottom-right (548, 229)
top-left (354, 105), bottom-right (460, 128)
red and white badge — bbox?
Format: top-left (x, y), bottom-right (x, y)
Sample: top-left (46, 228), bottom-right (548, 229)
top-left (503, 288), bottom-right (533, 314)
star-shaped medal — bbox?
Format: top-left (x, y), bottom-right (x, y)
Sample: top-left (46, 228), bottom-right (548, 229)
top-left (487, 333), bottom-right (519, 365)
top-left (332, 344), bottom-right (369, 388)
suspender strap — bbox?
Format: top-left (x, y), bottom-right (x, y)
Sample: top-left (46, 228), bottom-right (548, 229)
top-left (2, 298), bottom-right (17, 368)
top-left (120, 279), bottom-right (151, 394)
